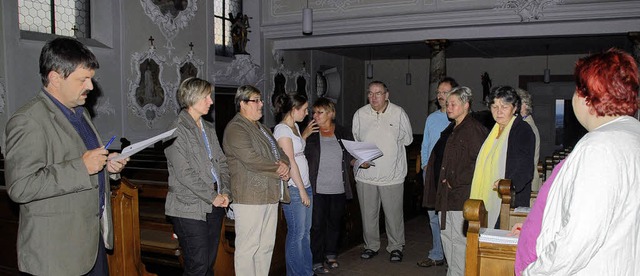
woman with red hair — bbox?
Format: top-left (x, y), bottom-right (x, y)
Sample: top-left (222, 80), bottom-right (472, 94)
top-left (522, 48), bottom-right (640, 275)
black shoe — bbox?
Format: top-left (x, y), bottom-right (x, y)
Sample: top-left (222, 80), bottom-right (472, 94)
top-left (389, 250), bottom-right (403, 263)
top-left (360, 249), bottom-right (378, 259)
top-left (416, 258), bottom-right (445, 267)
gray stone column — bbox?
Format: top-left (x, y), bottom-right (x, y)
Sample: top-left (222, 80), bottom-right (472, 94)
top-left (426, 39), bottom-right (448, 113)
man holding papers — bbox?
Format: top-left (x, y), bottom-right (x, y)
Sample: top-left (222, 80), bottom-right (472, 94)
top-left (352, 81), bottom-right (413, 263)
top-left (3, 37), bottom-right (128, 275)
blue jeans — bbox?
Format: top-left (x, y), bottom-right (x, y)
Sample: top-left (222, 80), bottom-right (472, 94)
top-left (282, 186), bottom-right (313, 276)
top-left (170, 208), bottom-right (225, 276)
top-left (428, 210), bottom-right (444, 260)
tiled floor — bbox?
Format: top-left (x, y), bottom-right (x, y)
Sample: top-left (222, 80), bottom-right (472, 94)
top-left (326, 214), bottom-right (447, 276)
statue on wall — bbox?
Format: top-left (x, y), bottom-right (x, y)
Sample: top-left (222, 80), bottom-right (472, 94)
top-left (229, 12), bottom-right (251, 55)
top-left (136, 59), bottom-right (165, 108)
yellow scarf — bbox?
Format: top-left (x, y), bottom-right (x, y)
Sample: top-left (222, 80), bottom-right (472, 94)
top-left (470, 116), bottom-right (516, 227)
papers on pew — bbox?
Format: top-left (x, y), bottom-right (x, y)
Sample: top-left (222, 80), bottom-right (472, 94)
top-left (109, 128), bottom-right (177, 161)
top-left (513, 207), bottom-right (531, 213)
top-left (479, 228), bottom-right (519, 245)
top-left (340, 139), bottom-right (383, 175)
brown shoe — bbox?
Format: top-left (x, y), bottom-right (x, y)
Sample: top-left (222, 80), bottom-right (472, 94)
top-left (417, 258), bottom-right (445, 267)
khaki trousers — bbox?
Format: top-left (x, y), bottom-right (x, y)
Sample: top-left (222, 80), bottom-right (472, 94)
top-left (440, 211), bottom-right (466, 276)
top-left (356, 181), bottom-right (405, 252)
top-left (232, 203), bottom-right (278, 276)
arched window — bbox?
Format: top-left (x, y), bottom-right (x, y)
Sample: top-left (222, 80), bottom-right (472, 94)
top-left (214, 0), bottom-right (242, 57)
top-left (18, 0), bottom-right (90, 38)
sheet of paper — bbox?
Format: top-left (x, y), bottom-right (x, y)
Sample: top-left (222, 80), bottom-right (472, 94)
top-left (341, 139), bottom-right (383, 175)
top-left (341, 140), bottom-right (383, 162)
top-left (109, 128), bottom-right (176, 161)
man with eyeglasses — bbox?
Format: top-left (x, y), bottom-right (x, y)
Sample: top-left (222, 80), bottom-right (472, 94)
top-left (352, 80), bottom-right (413, 263)
top-left (418, 77), bottom-right (458, 268)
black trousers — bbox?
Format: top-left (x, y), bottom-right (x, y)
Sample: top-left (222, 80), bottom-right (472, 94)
top-left (310, 193), bottom-right (346, 264)
top-left (84, 238), bottom-right (108, 276)
top-left (170, 207), bottom-right (225, 276)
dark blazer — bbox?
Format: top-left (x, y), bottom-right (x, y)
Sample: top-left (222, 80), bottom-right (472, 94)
top-left (304, 124), bottom-right (355, 199)
top-left (3, 91), bottom-right (112, 275)
top-left (422, 123), bottom-right (453, 209)
top-left (435, 116), bottom-right (488, 216)
top-left (506, 115), bottom-right (536, 207)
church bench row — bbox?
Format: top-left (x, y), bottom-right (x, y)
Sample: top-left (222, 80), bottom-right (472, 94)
top-left (464, 179), bottom-right (535, 276)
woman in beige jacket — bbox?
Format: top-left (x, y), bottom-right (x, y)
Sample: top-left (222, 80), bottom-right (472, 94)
top-left (222, 85), bottom-right (290, 276)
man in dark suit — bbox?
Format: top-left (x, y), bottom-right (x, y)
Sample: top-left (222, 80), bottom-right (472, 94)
top-left (3, 37), bottom-right (129, 275)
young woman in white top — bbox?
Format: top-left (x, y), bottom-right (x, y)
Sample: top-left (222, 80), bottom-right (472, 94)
top-left (273, 93), bottom-right (313, 276)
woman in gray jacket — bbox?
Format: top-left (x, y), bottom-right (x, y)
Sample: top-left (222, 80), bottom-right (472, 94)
top-left (164, 77), bottom-right (231, 276)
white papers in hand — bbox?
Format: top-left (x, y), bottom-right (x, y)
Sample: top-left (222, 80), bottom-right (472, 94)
top-left (341, 140), bottom-right (383, 172)
top-left (109, 128), bottom-right (177, 161)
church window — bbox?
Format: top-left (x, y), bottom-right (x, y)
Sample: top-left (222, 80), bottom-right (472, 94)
top-left (214, 0), bottom-right (242, 57)
top-left (18, 0), bottom-right (91, 38)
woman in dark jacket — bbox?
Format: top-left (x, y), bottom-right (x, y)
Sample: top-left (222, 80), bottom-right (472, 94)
top-left (434, 87), bottom-right (488, 276)
top-left (305, 98), bottom-right (355, 274)
top-left (470, 85), bottom-right (535, 228)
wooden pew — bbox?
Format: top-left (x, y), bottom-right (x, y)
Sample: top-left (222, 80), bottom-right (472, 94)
top-left (464, 199), bottom-right (517, 276)
top-left (497, 179), bottom-right (530, 230)
top-left (108, 178), bottom-right (156, 276)
top-left (120, 176), bottom-right (183, 267)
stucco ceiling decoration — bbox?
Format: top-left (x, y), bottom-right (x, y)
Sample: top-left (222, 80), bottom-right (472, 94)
top-left (496, 0), bottom-right (564, 21)
top-left (212, 55), bottom-right (264, 89)
top-left (315, 0), bottom-right (363, 12)
top-left (140, 0), bottom-right (198, 53)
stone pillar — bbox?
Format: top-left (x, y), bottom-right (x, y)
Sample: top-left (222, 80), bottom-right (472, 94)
top-left (426, 39), bottom-right (448, 113)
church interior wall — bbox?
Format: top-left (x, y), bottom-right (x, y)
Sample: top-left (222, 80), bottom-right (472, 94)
top-left (0, 0), bottom-right (638, 148)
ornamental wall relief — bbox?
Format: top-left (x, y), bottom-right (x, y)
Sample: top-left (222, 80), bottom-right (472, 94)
top-left (128, 45), bottom-right (176, 127)
top-left (141, 0), bottom-right (198, 53)
top-left (172, 47), bottom-right (204, 113)
top-left (496, 0), bottom-right (564, 21)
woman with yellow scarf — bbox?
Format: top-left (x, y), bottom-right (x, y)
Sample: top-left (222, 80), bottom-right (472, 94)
top-left (470, 86), bottom-right (535, 228)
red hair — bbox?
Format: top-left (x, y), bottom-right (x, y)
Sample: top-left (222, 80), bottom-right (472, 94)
top-left (574, 48), bottom-right (639, 116)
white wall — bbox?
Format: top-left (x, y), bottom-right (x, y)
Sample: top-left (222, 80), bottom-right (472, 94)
top-left (364, 54), bottom-right (584, 134)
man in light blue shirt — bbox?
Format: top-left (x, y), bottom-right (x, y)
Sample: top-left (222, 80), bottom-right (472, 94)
top-left (418, 77), bottom-right (458, 268)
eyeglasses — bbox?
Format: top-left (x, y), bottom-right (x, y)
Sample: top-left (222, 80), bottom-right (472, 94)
top-left (245, 99), bottom-right (263, 103)
top-left (367, 91), bottom-right (386, 97)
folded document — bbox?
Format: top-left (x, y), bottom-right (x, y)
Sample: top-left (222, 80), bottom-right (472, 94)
top-left (340, 139), bottom-right (383, 169)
